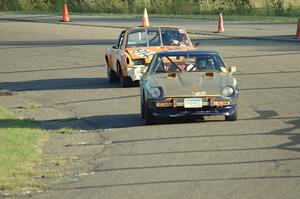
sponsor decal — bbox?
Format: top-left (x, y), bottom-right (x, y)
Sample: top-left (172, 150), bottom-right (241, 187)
top-left (105, 48), bottom-right (113, 55)
top-left (233, 78), bottom-right (237, 86)
top-left (178, 29), bottom-right (185, 34)
top-left (116, 51), bottom-right (125, 60)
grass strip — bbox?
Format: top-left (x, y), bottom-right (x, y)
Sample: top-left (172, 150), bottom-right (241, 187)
top-left (0, 107), bottom-right (46, 191)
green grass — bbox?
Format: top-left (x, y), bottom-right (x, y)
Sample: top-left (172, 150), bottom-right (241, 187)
top-left (150, 14), bottom-right (299, 23)
top-left (0, 107), bottom-right (46, 191)
top-left (49, 128), bottom-right (74, 134)
top-left (65, 11), bottom-right (299, 23)
top-left (29, 103), bottom-right (40, 110)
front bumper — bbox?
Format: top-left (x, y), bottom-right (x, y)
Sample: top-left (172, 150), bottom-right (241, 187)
top-left (147, 96), bottom-right (238, 118)
top-left (149, 105), bottom-right (237, 118)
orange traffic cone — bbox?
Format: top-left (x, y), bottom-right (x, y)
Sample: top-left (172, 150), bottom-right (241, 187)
top-left (296, 19), bottom-right (300, 39)
top-left (142, 8), bottom-right (149, 27)
top-left (61, 4), bottom-right (70, 22)
top-left (218, 12), bottom-right (224, 33)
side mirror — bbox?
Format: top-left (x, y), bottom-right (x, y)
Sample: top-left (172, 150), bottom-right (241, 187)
top-left (167, 73), bottom-right (177, 78)
top-left (195, 42), bottom-right (201, 47)
top-left (228, 66), bottom-right (237, 74)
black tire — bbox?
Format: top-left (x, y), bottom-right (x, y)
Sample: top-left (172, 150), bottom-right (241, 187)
top-left (141, 99), bottom-right (145, 119)
top-left (117, 62), bottom-right (132, 87)
top-left (225, 109), bottom-right (237, 121)
top-left (107, 67), bottom-right (118, 82)
top-left (144, 103), bottom-right (156, 125)
top-left (133, 80), bottom-right (140, 87)
top-left (120, 74), bottom-right (132, 87)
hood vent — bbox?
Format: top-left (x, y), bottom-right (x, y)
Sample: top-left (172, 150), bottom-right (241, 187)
top-left (204, 72), bottom-right (214, 78)
top-left (167, 73), bottom-right (177, 79)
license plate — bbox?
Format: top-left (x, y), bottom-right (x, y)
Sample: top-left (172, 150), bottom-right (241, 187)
top-left (184, 98), bottom-right (202, 108)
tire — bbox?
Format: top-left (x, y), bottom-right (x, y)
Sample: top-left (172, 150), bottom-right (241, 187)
top-left (141, 99), bottom-right (145, 119)
top-left (133, 80), bottom-right (140, 87)
top-left (117, 62), bottom-right (132, 87)
top-left (225, 109), bottom-right (237, 121)
top-left (120, 73), bottom-right (132, 87)
top-left (144, 103), bottom-right (156, 125)
top-left (107, 67), bottom-right (118, 82)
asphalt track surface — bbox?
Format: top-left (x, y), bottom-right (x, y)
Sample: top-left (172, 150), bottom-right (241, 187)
top-left (0, 14), bottom-right (300, 199)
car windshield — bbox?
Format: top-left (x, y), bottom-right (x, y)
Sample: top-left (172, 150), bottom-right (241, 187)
top-left (126, 27), bottom-right (191, 48)
top-left (151, 54), bottom-right (226, 73)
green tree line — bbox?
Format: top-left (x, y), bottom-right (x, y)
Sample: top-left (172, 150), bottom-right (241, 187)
top-left (0, 0), bottom-right (299, 16)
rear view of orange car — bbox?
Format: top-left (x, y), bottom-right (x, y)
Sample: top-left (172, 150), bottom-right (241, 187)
top-left (105, 26), bottom-right (194, 87)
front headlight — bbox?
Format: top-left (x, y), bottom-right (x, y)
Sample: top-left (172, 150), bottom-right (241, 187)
top-left (149, 87), bottom-right (162, 98)
top-left (222, 86), bottom-right (234, 98)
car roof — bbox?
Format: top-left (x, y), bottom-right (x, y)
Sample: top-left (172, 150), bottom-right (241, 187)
top-left (156, 50), bottom-right (220, 56)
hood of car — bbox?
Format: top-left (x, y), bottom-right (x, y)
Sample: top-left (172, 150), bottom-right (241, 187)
top-left (147, 71), bottom-right (235, 97)
top-left (126, 46), bottom-right (194, 63)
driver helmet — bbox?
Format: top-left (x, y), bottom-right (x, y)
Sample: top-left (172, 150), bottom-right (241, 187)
top-left (162, 31), bottom-right (178, 45)
top-left (196, 57), bottom-right (208, 69)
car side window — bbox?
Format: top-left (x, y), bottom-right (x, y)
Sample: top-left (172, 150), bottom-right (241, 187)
top-left (215, 55), bottom-right (225, 68)
top-left (116, 31), bottom-right (125, 49)
top-left (127, 30), bottom-right (147, 47)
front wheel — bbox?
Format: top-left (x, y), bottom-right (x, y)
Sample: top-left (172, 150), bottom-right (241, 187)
top-left (120, 74), bottom-right (132, 87)
top-left (107, 67), bottom-right (118, 82)
top-left (225, 109), bottom-right (237, 121)
top-left (141, 100), bottom-right (145, 119)
top-left (144, 103), bottom-right (156, 125)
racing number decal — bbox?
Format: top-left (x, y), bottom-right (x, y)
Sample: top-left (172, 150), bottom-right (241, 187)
top-left (132, 49), bottom-right (154, 58)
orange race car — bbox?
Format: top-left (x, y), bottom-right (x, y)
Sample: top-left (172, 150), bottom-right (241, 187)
top-left (105, 26), bottom-right (195, 87)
